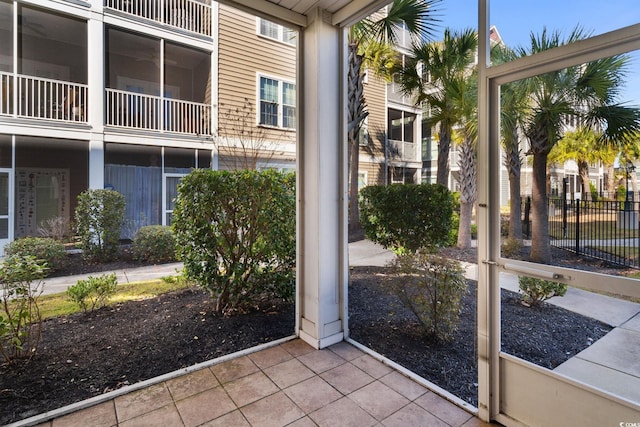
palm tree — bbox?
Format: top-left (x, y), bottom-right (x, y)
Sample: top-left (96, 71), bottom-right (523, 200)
top-left (347, 0), bottom-right (440, 231)
top-left (549, 128), bottom-right (615, 201)
top-left (452, 73), bottom-right (478, 248)
top-left (492, 44), bottom-right (531, 241)
top-left (397, 27), bottom-right (478, 186)
top-left (518, 27), bottom-right (640, 263)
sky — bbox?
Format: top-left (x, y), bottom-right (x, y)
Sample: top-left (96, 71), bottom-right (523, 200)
top-left (430, 0), bottom-right (640, 103)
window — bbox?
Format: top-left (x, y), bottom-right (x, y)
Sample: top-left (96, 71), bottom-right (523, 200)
top-left (257, 18), bottom-right (297, 46)
top-left (259, 76), bottom-right (296, 129)
top-left (359, 116), bottom-right (369, 146)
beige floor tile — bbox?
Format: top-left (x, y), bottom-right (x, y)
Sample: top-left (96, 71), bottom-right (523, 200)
top-left (166, 368), bottom-right (219, 401)
top-left (263, 357), bottom-right (315, 389)
top-left (248, 345), bottom-right (293, 369)
top-left (461, 416), bottom-right (498, 426)
top-left (52, 401), bottom-right (116, 427)
top-left (33, 423), bottom-right (52, 427)
top-left (379, 372), bottom-right (429, 401)
top-left (241, 392), bottom-right (305, 427)
top-left (199, 410), bottom-right (250, 427)
top-left (415, 392), bottom-right (473, 426)
top-left (350, 354), bottom-right (393, 379)
top-left (348, 381), bottom-right (409, 421)
top-left (328, 342), bottom-right (365, 361)
top-left (309, 397), bottom-right (377, 427)
top-left (287, 416), bottom-right (318, 427)
top-left (381, 402), bottom-right (448, 427)
top-left (114, 382), bottom-right (173, 422)
top-left (118, 404), bottom-right (183, 427)
top-left (224, 371), bottom-right (279, 407)
top-left (298, 348), bottom-right (346, 374)
top-left (210, 356), bottom-right (259, 384)
top-left (175, 386), bottom-right (237, 427)
top-left (284, 376), bottom-right (342, 414)
top-left (320, 362), bottom-right (374, 394)
top-left (280, 339), bottom-right (316, 357)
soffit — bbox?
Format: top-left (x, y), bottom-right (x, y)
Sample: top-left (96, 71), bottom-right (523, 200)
top-left (219, 0), bottom-right (391, 29)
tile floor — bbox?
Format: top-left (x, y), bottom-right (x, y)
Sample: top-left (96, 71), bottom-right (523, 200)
top-left (38, 340), bottom-right (494, 427)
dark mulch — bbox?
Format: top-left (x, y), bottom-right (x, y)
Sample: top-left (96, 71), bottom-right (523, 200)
top-left (0, 243), bottom-right (618, 424)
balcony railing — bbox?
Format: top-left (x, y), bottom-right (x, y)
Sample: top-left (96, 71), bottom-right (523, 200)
top-left (105, 0), bottom-right (212, 37)
top-left (0, 72), bottom-right (88, 123)
top-left (106, 88), bottom-right (211, 135)
top-left (389, 139), bottom-right (419, 162)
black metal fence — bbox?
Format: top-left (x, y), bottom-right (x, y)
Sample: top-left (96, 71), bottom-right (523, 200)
top-left (527, 196), bottom-right (640, 269)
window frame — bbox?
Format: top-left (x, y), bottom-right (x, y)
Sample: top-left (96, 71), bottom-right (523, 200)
top-left (257, 74), bottom-right (296, 130)
top-left (256, 18), bottom-right (297, 47)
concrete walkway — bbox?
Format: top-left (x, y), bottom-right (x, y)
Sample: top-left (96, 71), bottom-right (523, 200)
top-left (39, 239), bottom-right (640, 406)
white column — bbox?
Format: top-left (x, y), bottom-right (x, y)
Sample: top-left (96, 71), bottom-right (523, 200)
top-left (88, 14), bottom-right (104, 189)
top-left (297, 8), bottom-right (348, 349)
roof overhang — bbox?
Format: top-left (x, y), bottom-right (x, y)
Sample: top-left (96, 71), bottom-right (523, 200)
top-left (218, 0), bottom-right (391, 29)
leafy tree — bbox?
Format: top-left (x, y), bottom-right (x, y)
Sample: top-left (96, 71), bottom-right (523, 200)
top-left (347, 0), bottom-right (439, 230)
top-left (398, 27), bottom-right (478, 186)
top-left (518, 27), bottom-right (640, 263)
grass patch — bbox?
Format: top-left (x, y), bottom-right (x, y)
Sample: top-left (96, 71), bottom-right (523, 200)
top-left (37, 275), bottom-right (192, 320)
top-left (585, 245), bottom-right (640, 262)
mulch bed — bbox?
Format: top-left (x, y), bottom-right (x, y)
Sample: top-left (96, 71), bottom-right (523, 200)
top-left (0, 244), bottom-right (619, 424)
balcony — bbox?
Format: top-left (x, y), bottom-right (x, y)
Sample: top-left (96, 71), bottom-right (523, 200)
top-left (388, 139), bottom-right (419, 162)
top-left (106, 88), bottom-right (211, 135)
top-left (0, 72), bottom-right (88, 123)
top-left (105, 0), bottom-right (212, 37)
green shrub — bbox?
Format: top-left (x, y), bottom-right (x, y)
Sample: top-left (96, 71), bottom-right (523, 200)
top-left (501, 238), bottom-right (523, 258)
top-left (4, 237), bottom-right (67, 274)
top-left (67, 273), bottom-right (118, 312)
top-left (359, 183), bottom-right (453, 254)
top-left (172, 169), bottom-right (296, 313)
top-left (0, 255), bottom-right (47, 363)
top-left (133, 225), bottom-right (177, 263)
top-left (518, 276), bottom-right (567, 307)
top-left (75, 189), bottom-right (126, 261)
top-left (449, 212), bottom-right (460, 246)
top-left (388, 252), bottom-right (467, 342)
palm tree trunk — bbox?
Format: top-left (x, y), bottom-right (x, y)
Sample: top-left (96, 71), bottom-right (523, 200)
top-left (578, 160), bottom-right (591, 202)
top-left (605, 162), bottom-right (616, 197)
top-left (456, 137), bottom-right (476, 248)
top-left (436, 122), bottom-right (451, 186)
top-left (347, 44), bottom-right (367, 231)
top-left (530, 151), bottom-right (551, 263)
top-left (505, 130), bottom-right (523, 240)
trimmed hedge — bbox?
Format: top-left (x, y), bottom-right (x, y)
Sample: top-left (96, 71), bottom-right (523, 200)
top-left (359, 183), bottom-right (454, 254)
top-left (133, 225), bottom-right (176, 264)
top-left (75, 189), bottom-right (125, 261)
top-left (4, 237), bottom-right (67, 274)
top-left (172, 169), bottom-right (295, 313)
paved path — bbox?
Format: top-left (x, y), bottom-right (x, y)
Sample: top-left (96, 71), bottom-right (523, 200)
top-left (38, 239), bottom-right (640, 405)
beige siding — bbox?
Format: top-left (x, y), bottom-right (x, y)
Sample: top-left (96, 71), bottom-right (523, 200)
top-left (217, 5), bottom-right (297, 148)
top-left (363, 74), bottom-right (387, 159)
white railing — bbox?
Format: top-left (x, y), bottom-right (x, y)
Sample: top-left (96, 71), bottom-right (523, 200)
top-left (106, 88), bottom-right (211, 134)
top-left (105, 0), bottom-right (212, 37)
top-left (389, 139), bottom-right (419, 162)
top-left (0, 72), bottom-right (88, 122)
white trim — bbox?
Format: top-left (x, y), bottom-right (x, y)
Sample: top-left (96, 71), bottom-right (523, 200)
top-left (256, 73), bottom-right (297, 130)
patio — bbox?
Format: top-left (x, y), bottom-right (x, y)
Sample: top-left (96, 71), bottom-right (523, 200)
top-left (31, 339), bottom-right (491, 427)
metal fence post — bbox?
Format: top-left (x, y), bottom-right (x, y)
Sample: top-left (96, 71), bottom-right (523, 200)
top-left (575, 200), bottom-right (580, 255)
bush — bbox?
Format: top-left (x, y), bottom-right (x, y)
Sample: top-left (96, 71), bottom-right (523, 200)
top-left (501, 238), bottom-right (523, 258)
top-left (518, 276), bottom-right (567, 307)
top-left (67, 273), bottom-right (118, 313)
top-left (0, 255), bottom-right (47, 363)
top-left (388, 252), bottom-right (467, 342)
top-left (172, 169), bottom-right (296, 313)
top-left (37, 216), bottom-right (71, 242)
top-left (359, 183), bottom-right (453, 254)
top-left (4, 237), bottom-right (67, 274)
top-left (133, 225), bottom-right (177, 263)
top-left (75, 189), bottom-right (125, 261)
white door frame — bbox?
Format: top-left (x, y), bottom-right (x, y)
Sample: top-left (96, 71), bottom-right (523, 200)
top-left (0, 168), bottom-right (13, 255)
top-left (162, 173), bottom-right (186, 226)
